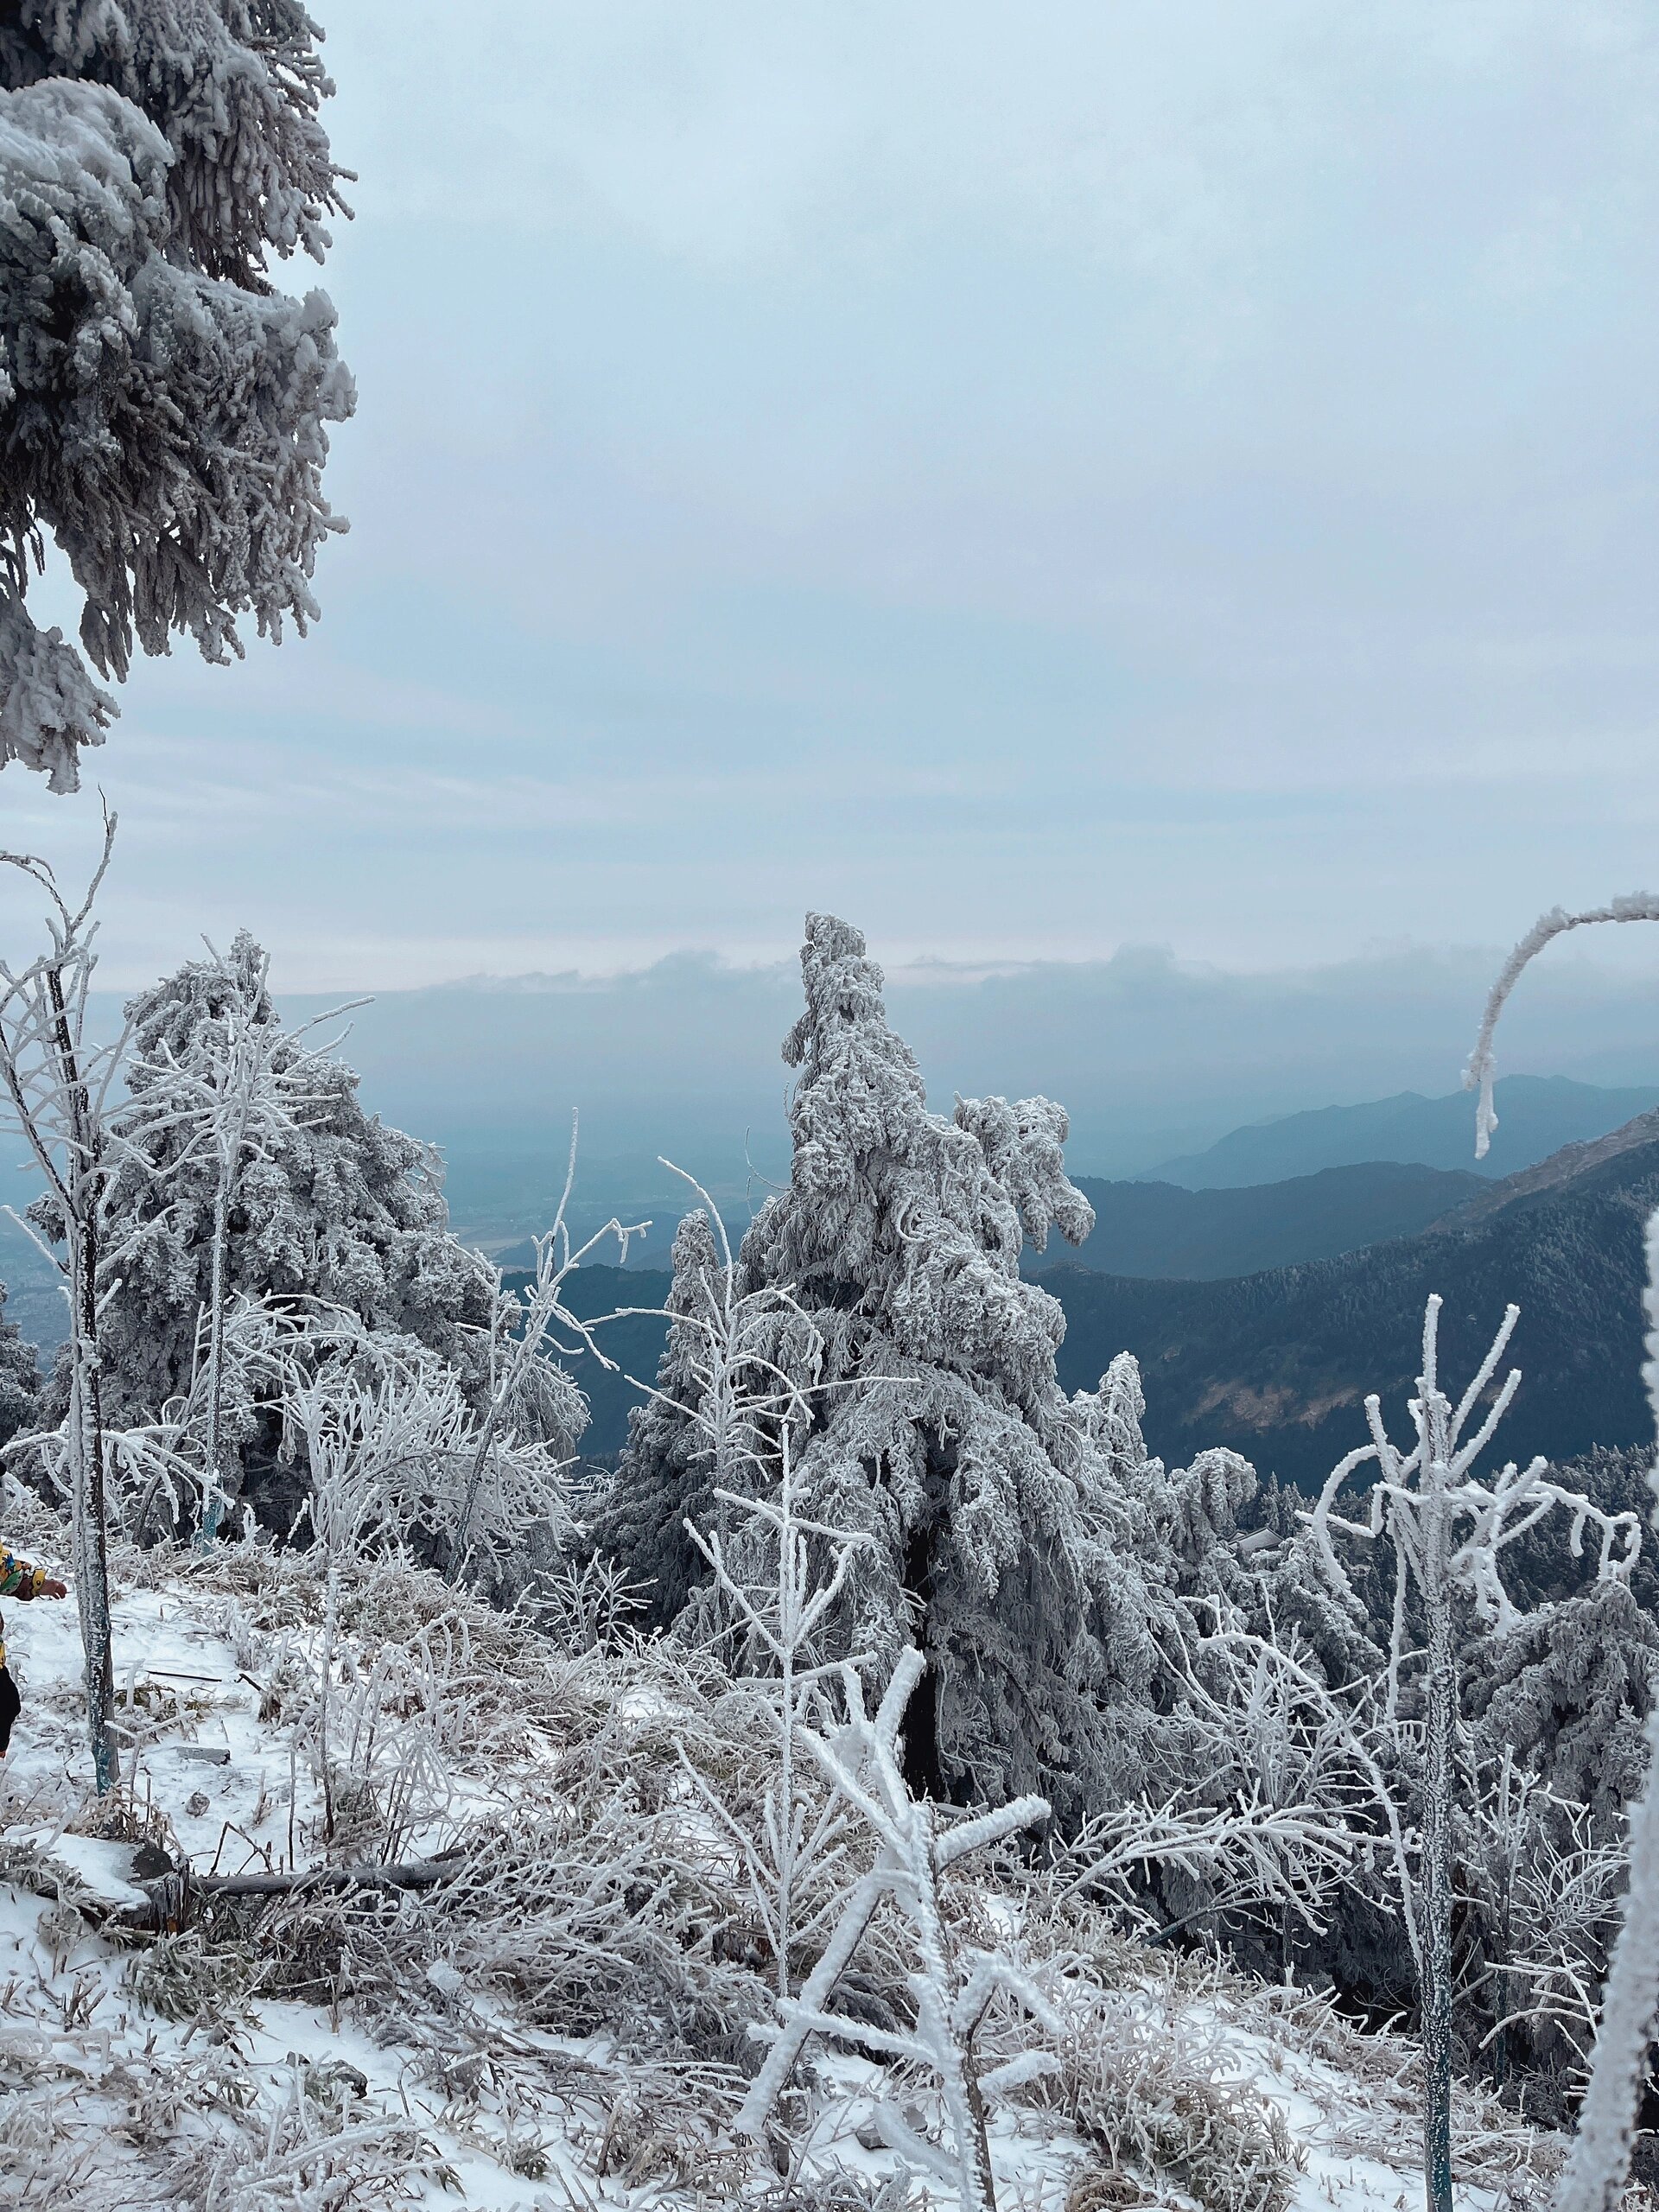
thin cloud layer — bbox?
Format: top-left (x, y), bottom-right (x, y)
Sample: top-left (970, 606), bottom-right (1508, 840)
top-left (0, 3), bottom-right (1653, 1001)
top-left (277, 938), bottom-right (1659, 1187)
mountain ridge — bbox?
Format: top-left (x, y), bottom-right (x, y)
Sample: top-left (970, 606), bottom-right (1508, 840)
top-left (1039, 1114), bottom-right (1659, 1488)
top-left (1144, 1073), bottom-right (1659, 1189)
top-left (1059, 1161), bottom-right (1483, 1281)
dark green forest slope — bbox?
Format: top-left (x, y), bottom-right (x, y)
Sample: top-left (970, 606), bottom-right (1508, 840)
top-left (1041, 1120), bottom-right (1659, 1488)
top-left (1065, 1161), bottom-right (1481, 1279)
top-left (522, 1113), bottom-right (1659, 1478)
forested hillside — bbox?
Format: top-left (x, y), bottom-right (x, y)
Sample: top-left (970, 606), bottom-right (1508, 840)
top-left (1042, 1124), bottom-right (1659, 1486)
top-left (3, 890), bottom-right (1656, 2212)
top-left (548, 1126), bottom-right (1659, 1468)
top-left (1062, 1162), bottom-right (1481, 1279)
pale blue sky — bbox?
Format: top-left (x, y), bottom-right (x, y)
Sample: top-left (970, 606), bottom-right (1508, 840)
top-left (3, 3), bottom-right (1656, 1020)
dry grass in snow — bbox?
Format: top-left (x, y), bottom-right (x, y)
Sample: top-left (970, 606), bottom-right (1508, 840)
top-left (0, 1491), bottom-right (1580, 2212)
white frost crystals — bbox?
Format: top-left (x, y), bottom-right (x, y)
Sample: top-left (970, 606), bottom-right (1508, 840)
top-left (1450, 887), bottom-right (1659, 2212)
top-left (735, 1644), bottom-right (1057, 2212)
top-left (0, 8), bottom-right (354, 789)
top-left (1305, 1296), bottom-right (1641, 1649)
top-left (1464, 892), bottom-right (1659, 1159)
top-left (1305, 1292), bottom-right (1641, 2212)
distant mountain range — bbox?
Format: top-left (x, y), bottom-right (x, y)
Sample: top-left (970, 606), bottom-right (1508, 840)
top-left (1063, 1163), bottom-right (1483, 1281)
top-left (1145, 1074), bottom-right (1659, 1188)
top-left (558, 1107), bottom-right (1659, 1474)
top-left (8, 1077), bottom-right (1657, 1483)
top-left (1040, 1108), bottom-right (1659, 1489)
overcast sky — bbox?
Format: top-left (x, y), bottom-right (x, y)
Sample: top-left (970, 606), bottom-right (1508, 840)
top-left (3, 3), bottom-right (1656, 1032)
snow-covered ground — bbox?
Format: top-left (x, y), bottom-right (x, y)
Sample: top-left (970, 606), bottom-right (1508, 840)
top-left (0, 1499), bottom-right (1567, 2212)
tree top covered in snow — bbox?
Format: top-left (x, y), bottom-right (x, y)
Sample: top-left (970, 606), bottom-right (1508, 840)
top-left (0, 3), bottom-right (354, 791)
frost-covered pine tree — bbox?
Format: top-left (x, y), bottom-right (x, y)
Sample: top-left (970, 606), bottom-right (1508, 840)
top-left (0, 3), bottom-right (354, 790)
top-left (0, 1279), bottom-right (36, 1450)
top-left (601, 912), bottom-right (1184, 1826)
top-left (1464, 1578), bottom-right (1659, 1822)
top-left (58, 934), bottom-right (579, 1531)
top-left (111, 930), bottom-right (353, 1537)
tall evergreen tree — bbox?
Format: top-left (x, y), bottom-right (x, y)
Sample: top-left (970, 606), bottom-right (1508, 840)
top-left (600, 912), bottom-right (1187, 1825)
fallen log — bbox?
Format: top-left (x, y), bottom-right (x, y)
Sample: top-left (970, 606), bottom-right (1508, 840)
top-left (114, 1848), bottom-right (467, 1932)
top-left (197, 1852), bottom-right (466, 1901)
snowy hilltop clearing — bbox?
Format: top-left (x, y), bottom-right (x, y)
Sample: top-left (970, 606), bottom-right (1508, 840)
top-left (5, 8), bottom-right (1659, 2208)
top-left (4, 887), bottom-right (1659, 2212)
top-left (0, 1489), bottom-right (1566, 2212)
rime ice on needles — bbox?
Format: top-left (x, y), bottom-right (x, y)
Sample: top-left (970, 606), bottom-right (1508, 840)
top-left (79, 931), bottom-right (580, 1538)
top-left (0, 590), bottom-right (113, 794)
top-left (0, 5), bottom-right (354, 788)
top-left (736, 1644), bottom-right (1056, 2212)
top-left (115, 931), bottom-right (359, 1538)
top-left (607, 912), bottom-right (1185, 1827)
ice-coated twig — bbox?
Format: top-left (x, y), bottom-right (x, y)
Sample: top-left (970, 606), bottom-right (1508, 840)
top-left (735, 1645), bottom-right (1052, 2212)
top-left (450, 1108), bottom-right (647, 1580)
top-left (1464, 893), bottom-right (1659, 1158)
top-left (1304, 1298), bottom-right (1639, 1651)
top-left (683, 1424), bottom-right (873, 1991)
top-left (1303, 1292), bottom-right (1640, 2212)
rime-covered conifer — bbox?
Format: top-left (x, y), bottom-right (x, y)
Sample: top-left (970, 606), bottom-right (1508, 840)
top-left (604, 912), bottom-right (1185, 1825)
top-left (1464, 1579), bottom-right (1659, 1820)
top-left (589, 1210), bottom-right (732, 1618)
top-left (0, 1279), bottom-right (36, 1449)
top-left (53, 934), bottom-right (580, 1529)
top-left (0, 3), bottom-right (354, 789)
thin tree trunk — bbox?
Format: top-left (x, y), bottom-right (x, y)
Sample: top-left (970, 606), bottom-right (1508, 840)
top-left (449, 1401), bottom-right (504, 1582)
top-left (199, 1174), bottom-right (231, 1542)
top-left (319, 1554), bottom-right (340, 1842)
top-left (775, 1628), bottom-right (798, 1996)
top-left (48, 967), bottom-right (118, 1796)
top-left (1554, 1699), bottom-right (1659, 2212)
top-left (69, 1217), bottom-right (118, 1795)
top-left (1421, 1465), bottom-right (1457, 2212)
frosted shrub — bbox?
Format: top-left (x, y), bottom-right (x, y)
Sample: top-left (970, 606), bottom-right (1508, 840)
top-left (1306, 1293), bottom-right (1639, 2212)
